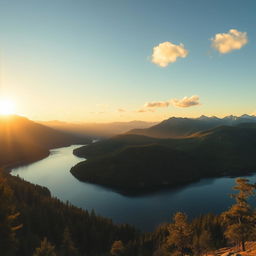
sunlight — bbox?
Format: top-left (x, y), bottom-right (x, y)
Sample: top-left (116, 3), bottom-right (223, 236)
top-left (0, 99), bottom-right (16, 115)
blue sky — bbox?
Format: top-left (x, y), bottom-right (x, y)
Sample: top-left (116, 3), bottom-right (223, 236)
top-left (0, 0), bottom-right (255, 122)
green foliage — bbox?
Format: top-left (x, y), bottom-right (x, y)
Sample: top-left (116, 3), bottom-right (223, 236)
top-left (33, 238), bottom-right (56, 256)
top-left (221, 178), bottom-right (256, 251)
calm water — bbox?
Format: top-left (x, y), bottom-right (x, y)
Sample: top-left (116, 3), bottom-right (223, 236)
top-left (11, 145), bottom-right (256, 231)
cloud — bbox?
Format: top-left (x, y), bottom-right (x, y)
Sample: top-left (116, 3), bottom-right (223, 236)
top-left (117, 108), bottom-right (126, 112)
top-left (211, 29), bottom-right (248, 54)
top-left (136, 109), bottom-right (155, 113)
top-left (151, 41), bottom-right (188, 67)
top-left (171, 95), bottom-right (200, 108)
top-left (144, 101), bottom-right (170, 108)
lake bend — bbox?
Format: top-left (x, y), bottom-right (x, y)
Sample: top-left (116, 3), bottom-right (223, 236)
top-left (11, 145), bottom-right (256, 231)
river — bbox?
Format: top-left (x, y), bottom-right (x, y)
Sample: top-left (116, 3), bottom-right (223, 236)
top-left (11, 145), bottom-right (256, 231)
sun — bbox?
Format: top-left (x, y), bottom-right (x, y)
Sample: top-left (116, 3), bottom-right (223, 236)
top-left (0, 99), bottom-right (16, 115)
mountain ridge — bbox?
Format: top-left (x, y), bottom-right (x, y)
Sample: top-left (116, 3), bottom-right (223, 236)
top-left (0, 115), bottom-right (90, 167)
top-left (127, 114), bottom-right (256, 138)
top-left (71, 121), bottom-right (256, 194)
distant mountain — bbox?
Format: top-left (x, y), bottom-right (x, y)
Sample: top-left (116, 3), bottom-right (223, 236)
top-left (71, 123), bottom-right (256, 194)
top-left (127, 115), bottom-right (256, 138)
top-left (0, 115), bottom-right (90, 167)
top-left (40, 120), bottom-right (157, 138)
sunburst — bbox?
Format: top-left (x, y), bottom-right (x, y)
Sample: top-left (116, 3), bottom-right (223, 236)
top-left (0, 99), bottom-right (16, 115)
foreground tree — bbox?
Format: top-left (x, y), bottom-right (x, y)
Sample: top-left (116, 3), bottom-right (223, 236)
top-left (222, 178), bottom-right (256, 251)
top-left (110, 240), bottom-right (125, 256)
top-left (60, 227), bottom-right (79, 256)
top-left (166, 212), bottom-right (193, 256)
top-left (0, 175), bottom-right (22, 256)
top-left (33, 238), bottom-right (56, 256)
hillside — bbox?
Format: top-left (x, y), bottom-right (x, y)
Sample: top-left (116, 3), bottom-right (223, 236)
top-left (71, 123), bottom-right (256, 194)
top-left (0, 115), bottom-right (90, 167)
top-left (0, 169), bottom-right (138, 256)
top-left (40, 120), bottom-right (156, 138)
top-left (127, 114), bottom-right (256, 138)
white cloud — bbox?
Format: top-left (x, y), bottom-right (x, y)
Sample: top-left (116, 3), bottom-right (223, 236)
top-left (144, 101), bottom-right (170, 108)
top-left (211, 29), bottom-right (248, 54)
top-left (171, 95), bottom-right (200, 108)
top-left (151, 41), bottom-right (188, 67)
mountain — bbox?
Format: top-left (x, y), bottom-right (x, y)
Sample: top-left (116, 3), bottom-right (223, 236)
top-left (127, 115), bottom-right (256, 138)
top-left (71, 123), bottom-right (256, 194)
top-left (40, 120), bottom-right (157, 138)
top-left (0, 115), bottom-right (90, 167)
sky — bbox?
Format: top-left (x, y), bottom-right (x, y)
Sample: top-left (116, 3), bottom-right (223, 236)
top-left (0, 0), bottom-right (256, 122)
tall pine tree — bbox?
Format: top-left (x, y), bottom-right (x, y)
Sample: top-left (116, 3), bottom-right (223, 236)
top-left (166, 212), bottom-right (193, 256)
top-left (222, 178), bottom-right (256, 251)
top-left (33, 237), bottom-right (56, 256)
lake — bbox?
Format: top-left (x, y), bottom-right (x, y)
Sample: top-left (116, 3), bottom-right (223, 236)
top-left (11, 145), bottom-right (256, 231)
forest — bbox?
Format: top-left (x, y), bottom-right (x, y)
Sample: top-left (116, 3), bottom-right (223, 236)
top-left (1, 166), bottom-right (256, 256)
top-left (71, 124), bottom-right (256, 194)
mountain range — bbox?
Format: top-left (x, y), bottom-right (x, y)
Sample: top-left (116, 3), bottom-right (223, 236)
top-left (127, 114), bottom-right (256, 138)
top-left (40, 120), bottom-right (156, 138)
top-left (71, 115), bottom-right (256, 194)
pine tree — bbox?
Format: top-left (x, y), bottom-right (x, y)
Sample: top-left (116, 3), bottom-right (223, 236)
top-left (110, 240), bottom-right (125, 256)
top-left (166, 212), bottom-right (193, 256)
top-left (60, 227), bottom-right (79, 256)
top-left (33, 237), bottom-right (57, 256)
top-left (0, 175), bottom-right (22, 256)
top-left (222, 178), bottom-right (256, 251)
top-left (196, 229), bottom-right (214, 255)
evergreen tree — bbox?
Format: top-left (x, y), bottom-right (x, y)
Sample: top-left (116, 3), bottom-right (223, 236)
top-left (33, 237), bottom-right (57, 256)
top-left (222, 178), bottom-right (256, 251)
top-left (0, 176), bottom-right (21, 256)
top-left (60, 227), bottom-right (79, 256)
top-left (166, 212), bottom-right (193, 256)
top-left (110, 240), bottom-right (125, 256)
top-left (193, 229), bottom-right (214, 255)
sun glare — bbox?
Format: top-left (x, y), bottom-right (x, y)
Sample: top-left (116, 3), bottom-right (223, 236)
top-left (0, 99), bottom-right (16, 116)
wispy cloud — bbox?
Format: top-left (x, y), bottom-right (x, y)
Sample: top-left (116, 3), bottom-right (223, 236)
top-left (144, 101), bottom-right (170, 108)
top-left (117, 108), bottom-right (126, 112)
top-left (151, 41), bottom-right (188, 67)
top-left (171, 95), bottom-right (200, 108)
top-left (211, 29), bottom-right (248, 54)
top-left (136, 109), bottom-right (155, 113)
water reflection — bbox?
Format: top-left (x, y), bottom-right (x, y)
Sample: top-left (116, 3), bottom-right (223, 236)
top-left (11, 145), bottom-right (256, 231)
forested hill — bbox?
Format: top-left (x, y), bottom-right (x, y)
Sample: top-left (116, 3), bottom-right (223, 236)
top-left (0, 169), bottom-right (138, 256)
top-left (71, 123), bottom-right (256, 194)
top-left (3, 171), bottom-right (256, 256)
top-left (127, 114), bottom-right (256, 138)
top-left (0, 115), bottom-right (90, 167)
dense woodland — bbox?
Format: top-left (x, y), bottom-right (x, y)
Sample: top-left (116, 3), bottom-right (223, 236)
top-left (2, 115), bottom-right (256, 255)
top-left (72, 123), bottom-right (256, 194)
top-left (2, 167), bottom-right (256, 255)
top-left (0, 169), bottom-right (138, 256)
